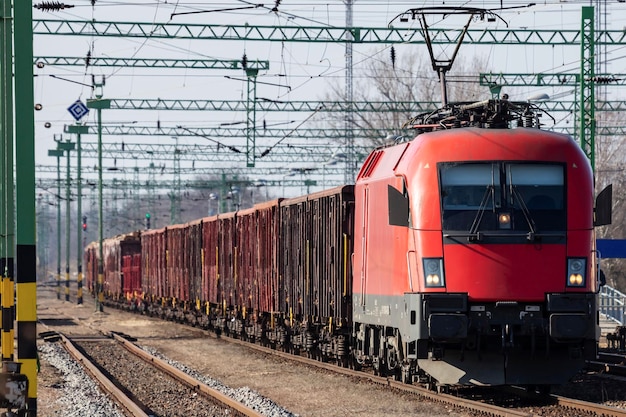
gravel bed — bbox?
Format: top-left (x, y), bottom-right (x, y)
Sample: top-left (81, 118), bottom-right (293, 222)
top-left (552, 372), bottom-right (626, 409)
top-left (454, 371), bottom-right (626, 416)
top-left (38, 342), bottom-right (127, 417)
top-left (72, 340), bottom-right (272, 417)
top-left (141, 346), bottom-right (296, 417)
top-left (38, 337), bottom-right (296, 417)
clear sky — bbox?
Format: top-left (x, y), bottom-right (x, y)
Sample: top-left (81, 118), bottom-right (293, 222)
top-left (31, 0), bottom-right (626, 196)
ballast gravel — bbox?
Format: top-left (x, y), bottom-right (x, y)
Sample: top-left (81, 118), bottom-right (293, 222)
top-left (38, 340), bottom-right (296, 417)
top-left (38, 342), bottom-right (126, 417)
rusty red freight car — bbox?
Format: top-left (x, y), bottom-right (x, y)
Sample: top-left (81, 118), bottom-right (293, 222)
top-left (84, 241), bottom-right (98, 294)
top-left (84, 231), bottom-right (141, 303)
top-left (166, 223), bottom-right (188, 304)
top-left (217, 211), bottom-right (237, 317)
top-left (254, 199), bottom-right (281, 319)
top-left (186, 218), bottom-right (204, 316)
top-left (202, 215), bottom-right (220, 312)
top-left (141, 227), bottom-right (167, 312)
top-left (121, 253), bottom-right (142, 305)
top-left (277, 186), bottom-right (354, 362)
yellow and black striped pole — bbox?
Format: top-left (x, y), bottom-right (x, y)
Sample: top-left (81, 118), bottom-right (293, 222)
top-left (0, 0), bottom-right (15, 367)
top-left (15, 0), bottom-right (39, 412)
top-left (1, 261), bottom-right (14, 362)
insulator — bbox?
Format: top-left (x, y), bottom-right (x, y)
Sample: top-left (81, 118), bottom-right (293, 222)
top-left (390, 46), bottom-right (396, 69)
top-left (241, 53), bottom-right (248, 70)
top-left (33, 1), bottom-right (74, 11)
top-left (591, 76), bottom-right (617, 84)
top-left (525, 113), bottom-right (533, 127)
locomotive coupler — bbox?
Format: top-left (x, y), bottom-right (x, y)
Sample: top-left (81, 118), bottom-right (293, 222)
top-left (501, 324), bottom-right (514, 349)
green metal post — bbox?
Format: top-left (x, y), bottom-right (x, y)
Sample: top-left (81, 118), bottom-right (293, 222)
top-left (171, 137), bottom-right (181, 224)
top-left (67, 124), bottom-right (88, 305)
top-left (0, 0), bottom-right (14, 367)
top-left (87, 82), bottom-right (110, 313)
top-left (579, 6), bottom-right (595, 169)
top-left (48, 149), bottom-right (63, 301)
top-left (58, 141), bottom-right (75, 302)
top-left (245, 69), bottom-right (258, 168)
top-left (14, 0), bottom-right (38, 411)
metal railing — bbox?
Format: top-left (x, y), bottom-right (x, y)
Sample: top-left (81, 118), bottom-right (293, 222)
top-left (599, 285), bottom-right (626, 325)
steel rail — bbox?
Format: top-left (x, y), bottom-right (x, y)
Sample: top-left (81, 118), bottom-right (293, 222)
top-left (59, 333), bottom-right (150, 417)
top-left (110, 332), bottom-right (265, 417)
top-left (552, 394), bottom-right (626, 417)
top-left (207, 333), bottom-right (533, 417)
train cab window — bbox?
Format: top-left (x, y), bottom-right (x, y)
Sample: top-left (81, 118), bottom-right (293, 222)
top-left (506, 163), bottom-right (565, 231)
top-left (440, 162), bottom-right (566, 234)
top-left (441, 163), bottom-right (500, 231)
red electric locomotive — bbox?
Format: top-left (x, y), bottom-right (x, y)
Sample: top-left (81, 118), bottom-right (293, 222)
top-left (351, 100), bottom-right (612, 389)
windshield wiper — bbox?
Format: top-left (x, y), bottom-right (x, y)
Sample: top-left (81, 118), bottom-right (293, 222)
top-left (468, 186), bottom-right (494, 241)
top-left (510, 185), bottom-right (538, 240)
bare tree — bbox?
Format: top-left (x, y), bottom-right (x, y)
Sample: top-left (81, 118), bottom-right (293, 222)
top-left (317, 47), bottom-right (490, 148)
top-left (594, 104), bottom-right (626, 291)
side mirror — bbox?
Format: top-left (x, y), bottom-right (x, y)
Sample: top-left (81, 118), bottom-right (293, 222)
top-left (594, 184), bottom-right (612, 227)
top-left (388, 185), bottom-right (409, 227)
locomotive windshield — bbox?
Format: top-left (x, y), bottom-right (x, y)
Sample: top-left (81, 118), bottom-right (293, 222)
top-left (440, 162), bottom-right (565, 238)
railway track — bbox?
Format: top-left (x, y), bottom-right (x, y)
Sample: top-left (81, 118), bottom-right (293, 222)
top-left (39, 326), bottom-right (269, 417)
top-left (37, 287), bottom-right (626, 417)
top-left (208, 328), bottom-right (626, 417)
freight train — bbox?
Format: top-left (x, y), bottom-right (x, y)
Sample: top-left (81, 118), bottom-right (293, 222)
top-left (85, 99), bottom-right (612, 392)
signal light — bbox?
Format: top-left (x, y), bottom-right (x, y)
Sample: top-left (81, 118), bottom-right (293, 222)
top-left (82, 215), bottom-right (87, 231)
top-left (145, 213), bottom-right (151, 229)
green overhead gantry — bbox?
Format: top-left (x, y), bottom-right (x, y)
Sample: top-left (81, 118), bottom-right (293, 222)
top-left (64, 124), bottom-right (411, 139)
top-left (479, 73), bottom-right (625, 87)
top-left (64, 124), bottom-right (626, 139)
top-left (53, 98), bottom-right (626, 113)
top-left (35, 56), bottom-right (270, 70)
top-left (35, 162), bottom-right (347, 177)
top-left (38, 8), bottom-right (608, 169)
top-left (33, 19), bottom-right (626, 45)
top-left (54, 141), bottom-right (375, 164)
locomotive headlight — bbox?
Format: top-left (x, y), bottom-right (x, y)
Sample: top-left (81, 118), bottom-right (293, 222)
top-left (423, 258), bottom-right (445, 288)
top-left (566, 258), bottom-right (586, 287)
